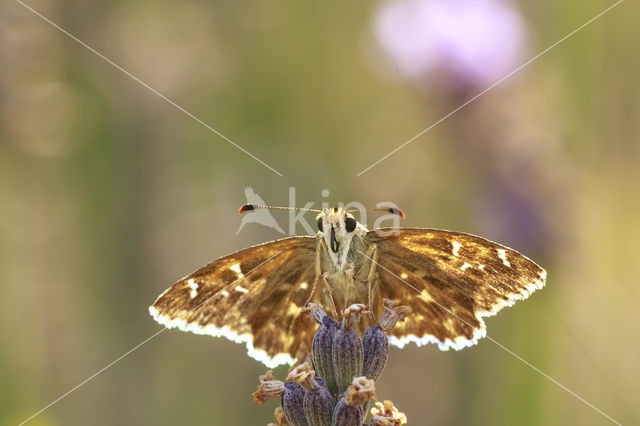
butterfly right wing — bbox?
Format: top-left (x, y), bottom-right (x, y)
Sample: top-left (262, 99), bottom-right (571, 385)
top-left (367, 228), bottom-right (546, 351)
top-left (149, 236), bottom-right (319, 367)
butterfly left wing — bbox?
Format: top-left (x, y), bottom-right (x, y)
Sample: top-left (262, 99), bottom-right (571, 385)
top-left (149, 236), bottom-right (318, 368)
top-left (367, 228), bottom-right (546, 350)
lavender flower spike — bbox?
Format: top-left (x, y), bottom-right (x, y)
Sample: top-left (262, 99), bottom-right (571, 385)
top-left (363, 300), bottom-right (410, 380)
top-left (332, 377), bottom-right (377, 426)
top-left (282, 381), bottom-right (308, 426)
top-left (333, 304), bottom-right (366, 394)
top-left (308, 303), bottom-right (339, 395)
top-left (291, 362), bottom-right (334, 426)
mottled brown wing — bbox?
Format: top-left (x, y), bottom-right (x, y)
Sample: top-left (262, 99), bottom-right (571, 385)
top-left (149, 236), bottom-right (318, 367)
top-left (369, 228), bottom-right (546, 350)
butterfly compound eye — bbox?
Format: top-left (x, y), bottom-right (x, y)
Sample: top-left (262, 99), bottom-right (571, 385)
top-left (345, 217), bottom-right (357, 232)
top-left (317, 218), bottom-right (324, 232)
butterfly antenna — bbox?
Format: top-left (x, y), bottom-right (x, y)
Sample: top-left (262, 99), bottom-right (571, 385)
top-left (346, 206), bottom-right (406, 218)
top-left (238, 204), bottom-right (322, 214)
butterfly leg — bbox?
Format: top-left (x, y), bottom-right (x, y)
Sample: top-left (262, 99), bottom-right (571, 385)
top-left (363, 243), bottom-right (380, 323)
top-left (343, 263), bottom-right (356, 306)
top-left (303, 238), bottom-right (339, 319)
top-left (321, 273), bottom-right (340, 319)
top-left (303, 238), bottom-right (325, 311)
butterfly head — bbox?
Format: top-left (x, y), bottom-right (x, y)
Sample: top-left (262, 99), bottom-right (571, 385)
top-left (316, 207), bottom-right (365, 266)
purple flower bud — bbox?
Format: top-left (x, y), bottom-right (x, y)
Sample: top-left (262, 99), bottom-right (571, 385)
top-left (313, 315), bottom-right (338, 394)
top-left (282, 381), bottom-right (308, 426)
top-left (303, 377), bottom-right (335, 426)
top-left (332, 306), bottom-right (365, 393)
top-left (289, 363), bottom-right (334, 425)
top-left (332, 396), bottom-right (363, 426)
top-left (334, 377), bottom-right (376, 426)
top-left (362, 326), bottom-right (388, 380)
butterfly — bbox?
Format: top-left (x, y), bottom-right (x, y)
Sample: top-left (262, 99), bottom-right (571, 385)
top-left (149, 204), bottom-right (546, 368)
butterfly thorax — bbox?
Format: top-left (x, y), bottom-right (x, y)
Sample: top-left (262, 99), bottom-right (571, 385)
top-left (316, 208), bottom-right (373, 313)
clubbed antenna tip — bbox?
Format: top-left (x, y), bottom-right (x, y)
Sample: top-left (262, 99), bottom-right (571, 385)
top-left (238, 204), bottom-right (256, 214)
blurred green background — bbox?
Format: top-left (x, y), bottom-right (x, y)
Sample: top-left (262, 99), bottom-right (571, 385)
top-left (1, 0), bottom-right (638, 425)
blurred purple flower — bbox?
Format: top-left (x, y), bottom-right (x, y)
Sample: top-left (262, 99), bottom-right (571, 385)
top-left (373, 0), bottom-right (528, 87)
